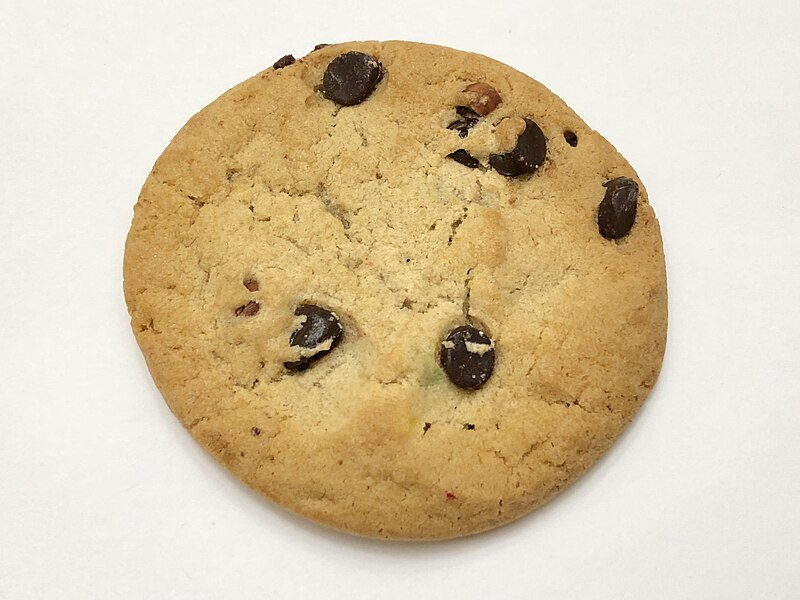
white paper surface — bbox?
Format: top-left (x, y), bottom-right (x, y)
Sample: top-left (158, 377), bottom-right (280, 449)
top-left (2, 1), bottom-right (799, 598)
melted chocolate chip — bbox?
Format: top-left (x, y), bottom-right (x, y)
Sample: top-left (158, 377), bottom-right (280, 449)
top-left (243, 278), bottom-right (259, 292)
top-left (273, 54), bottom-right (296, 69)
top-left (447, 106), bottom-right (481, 138)
top-left (488, 118), bottom-right (547, 177)
top-left (284, 305), bottom-right (343, 371)
top-left (564, 130), bottom-right (578, 147)
top-left (322, 52), bottom-right (383, 106)
top-left (439, 325), bottom-right (495, 390)
top-left (313, 43), bottom-right (329, 51)
top-left (447, 149), bottom-right (480, 169)
top-left (597, 177), bottom-right (639, 240)
top-left (235, 301), bottom-right (260, 317)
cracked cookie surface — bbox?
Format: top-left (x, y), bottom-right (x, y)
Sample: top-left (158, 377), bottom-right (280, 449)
top-left (123, 40), bottom-right (667, 540)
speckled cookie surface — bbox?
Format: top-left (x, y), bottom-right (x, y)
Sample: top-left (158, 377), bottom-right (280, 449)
top-left (123, 40), bottom-right (667, 540)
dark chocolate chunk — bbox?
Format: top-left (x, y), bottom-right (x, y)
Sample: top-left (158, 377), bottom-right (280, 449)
top-left (439, 325), bottom-right (495, 390)
top-left (447, 149), bottom-right (480, 169)
top-left (284, 304), bottom-right (343, 371)
top-left (564, 130), bottom-right (578, 147)
top-left (234, 301), bottom-right (260, 317)
top-left (250, 426), bottom-right (261, 436)
top-left (322, 52), bottom-right (383, 106)
top-left (273, 54), bottom-right (296, 70)
top-left (597, 177), bottom-right (639, 240)
top-left (447, 106), bottom-right (481, 138)
top-left (313, 43), bottom-right (329, 51)
top-left (488, 118), bottom-right (547, 177)
top-left (243, 278), bottom-right (259, 292)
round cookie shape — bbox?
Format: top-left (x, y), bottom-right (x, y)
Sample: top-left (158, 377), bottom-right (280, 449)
top-left (124, 41), bottom-right (667, 540)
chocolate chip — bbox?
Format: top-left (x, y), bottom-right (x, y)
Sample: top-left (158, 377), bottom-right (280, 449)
top-left (597, 177), bottom-right (639, 240)
top-left (439, 325), bottom-right (495, 390)
top-left (313, 43), bottom-right (329, 51)
top-left (251, 426), bottom-right (262, 436)
top-left (243, 278), bottom-right (259, 292)
top-left (489, 118), bottom-right (547, 177)
top-left (322, 51), bottom-right (383, 106)
top-left (273, 54), bottom-right (295, 69)
top-left (235, 301), bottom-right (260, 317)
top-left (447, 106), bottom-right (481, 138)
top-left (447, 149), bottom-right (480, 169)
top-left (564, 130), bottom-right (578, 147)
top-left (464, 82), bottom-right (502, 116)
top-left (284, 304), bottom-right (343, 371)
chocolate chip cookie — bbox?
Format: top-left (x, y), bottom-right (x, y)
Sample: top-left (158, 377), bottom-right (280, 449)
top-left (123, 41), bottom-right (667, 539)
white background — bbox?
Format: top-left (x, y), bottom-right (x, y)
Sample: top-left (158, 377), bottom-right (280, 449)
top-left (2, 1), bottom-right (799, 598)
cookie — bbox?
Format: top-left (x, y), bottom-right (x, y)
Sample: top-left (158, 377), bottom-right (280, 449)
top-left (123, 41), bottom-right (667, 540)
